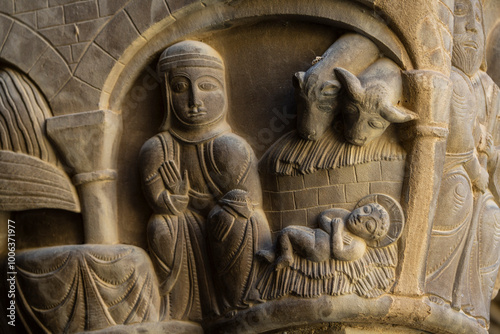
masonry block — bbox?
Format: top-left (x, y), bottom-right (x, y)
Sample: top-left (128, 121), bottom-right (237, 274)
top-left (260, 172), bottom-right (279, 192)
top-left (74, 43), bottom-right (116, 89)
top-left (278, 174), bottom-right (305, 191)
top-left (29, 47), bottom-right (72, 100)
top-left (49, 0), bottom-right (80, 6)
top-left (0, 16), bottom-right (13, 49)
top-left (318, 184), bottom-right (345, 205)
top-left (15, 0), bottom-right (48, 13)
top-left (307, 205), bottom-right (331, 227)
top-left (13, 12), bottom-right (36, 28)
top-left (76, 17), bottom-right (109, 42)
top-left (40, 24), bottom-right (78, 46)
top-left (0, 0), bottom-right (14, 14)
top-left (1, 22), bottom-right (48, 73)
top-left (303, 169), bottom-right (329, 188)
top-left (380, 160), bottom-right (406, 182)
top-left (270, 191), bottom-right (295, 211)
top-left (95, 10), bottom-right (141, 59)
top-left (98, 0), bottom-right (128, 17)
top-left (262, 191), bottom-right (272, 211)
top-left (355, 161), bottom-right (381, 182)
top-left (329, 165), bottom-right (356, 184)
top-left (37, 6), bottom-right (64, 29)
top-left (294, 188), bottom-right (318, 209)
top-left (71, 42), bottom-right (87, 63)
top-left (125, 0), bottom-right (170, 34)
top-left (265, 211), bottom-right (282, 233)
top-left (345, 182), bottom-right (370, 203)
top-left (64, 0), bottom-right (98, 24)
top-left (370, 181), bottom-right (403, 200)
top-left (50, 77), bottom-right (100, 115)
top-left (56, 45), bottom-right (72, 63)
top-left (282, 209), bottom-right (307, 228)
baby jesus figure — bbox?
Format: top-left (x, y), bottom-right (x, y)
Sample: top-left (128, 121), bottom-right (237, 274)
top-left (258, 202), bottom-right (392, 270)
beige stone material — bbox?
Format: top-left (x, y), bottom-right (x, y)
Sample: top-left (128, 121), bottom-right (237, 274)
top-left (0, 0), bottom-right (500, 333)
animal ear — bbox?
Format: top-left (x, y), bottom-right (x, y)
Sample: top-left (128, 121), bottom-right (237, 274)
top-left (293, 71), bottom-right (306, 90)
top-left (321, 80), bottom-right (341, 96)
top-left (334, 67), bottom-right (363, 101)
top-left (380, 105), bottom-right (418, 123)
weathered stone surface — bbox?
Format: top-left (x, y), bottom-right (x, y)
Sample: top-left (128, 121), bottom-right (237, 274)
top-left (13, 11), bottom-right (36, 28)
top-left (0, 0), bottom-right (14, 14)
top-left (95, 10), bottom-right (141, 59)
top-left (49, 77), bottom-right (101, 114)
top-left (37, 5), bottom-right (64, 29)
top-left (1, 21), bottom-right (48, 72)
top-left (39, 23), bottom-right (78, 46)
top-left (1, 1), bottom-right (499, 333)
top-left (0, 15), bottom-right (13, 48)
top-left (74, 43), bottom-right (116, 88)
top-left (125, 0), bottom-right (170, 34)
top-left (97, 0), bottom-right (127, 17)
top-left (29, 46), bottom-right (71, 99)
top-left (64, 0), bottom-right (98, 24)
top-left (75, 17), bottom-right (109, 41)
top-left (166, 0), bottom-right (198, 13)
top-left (14, 0), bottom-right (48, 13)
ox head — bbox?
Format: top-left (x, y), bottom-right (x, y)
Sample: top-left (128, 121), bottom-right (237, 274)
top-left (334, 67), bottom-right (417, 146)
top-left (294, 71), bottom-right (341, 141)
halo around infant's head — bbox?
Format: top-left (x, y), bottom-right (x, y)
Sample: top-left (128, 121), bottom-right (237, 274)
top-left (354, 193), bottom-right (404, 248)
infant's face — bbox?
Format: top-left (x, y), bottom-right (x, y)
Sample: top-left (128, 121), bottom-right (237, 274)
top-left (346, 204), bottom-right (388, 240)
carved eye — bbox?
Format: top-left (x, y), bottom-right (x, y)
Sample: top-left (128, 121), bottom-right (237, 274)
top-left (345, 105), bottom-right (358, 115)
top-left (369, 120), bottom-right (385, 129)
top-left (198, 81), bottom-right (218, 91)
top-left (317, 104), bottom-right (333, 113)
top-left (366, 219), bottom-right (376, 233)
top-left (171, 79), bottom-right (189, 93)
top-left (363, 205), bottom-right (372, 214)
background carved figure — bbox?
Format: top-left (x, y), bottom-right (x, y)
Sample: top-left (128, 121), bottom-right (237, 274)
top-left (425, 0), bottom-right (500, 325)
top-left (140, 41), bottom-right (271, 321)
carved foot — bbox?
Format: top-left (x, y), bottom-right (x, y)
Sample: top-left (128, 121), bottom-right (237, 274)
top-left (275, 254), bottom-right (293, 270)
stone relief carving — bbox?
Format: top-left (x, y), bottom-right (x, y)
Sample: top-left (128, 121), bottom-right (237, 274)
top-left (1, 1), bottom-right (500, 333)
top-left (256, 194), bottom-right (403, 299)
top-left (139, 41), bottom-right (272, 321)
top-left (0, 67), bottom-right (80, 213)
top-left (16, 245), bottom-right (160, 333)
top-left (425, 0), bottom-right (500, 326)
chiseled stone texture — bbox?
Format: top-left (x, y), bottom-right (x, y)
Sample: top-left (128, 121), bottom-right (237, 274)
top-left (263, 160), bottom-right (405, 231)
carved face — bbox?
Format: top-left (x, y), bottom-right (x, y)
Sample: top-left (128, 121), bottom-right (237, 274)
top-left (452, 0), bottom-right (484, 76)
top-left (168, 66), bottom-right (226, 126)
top-left (346, 203), bottom-right (390, 241)
top-left (342, 104), bottom-right (390, 146)
top-left (295, 72), bottom-right (341, 141)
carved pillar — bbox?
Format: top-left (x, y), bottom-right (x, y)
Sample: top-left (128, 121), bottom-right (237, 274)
top-left (395, 70), bottom-right (453, 295)
top-left (46, 110), bottom-right (122, 244)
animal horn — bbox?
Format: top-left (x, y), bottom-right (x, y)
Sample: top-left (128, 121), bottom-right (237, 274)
top-left (293, 71), bottom-right (306, 90)
top-left (334, 67), bottom-right (363, 101)
top-left (380, 105), bottom-right (418, 123)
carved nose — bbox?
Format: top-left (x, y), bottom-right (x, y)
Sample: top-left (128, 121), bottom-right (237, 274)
top-left (307, 131), bottom-right (316, 140)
